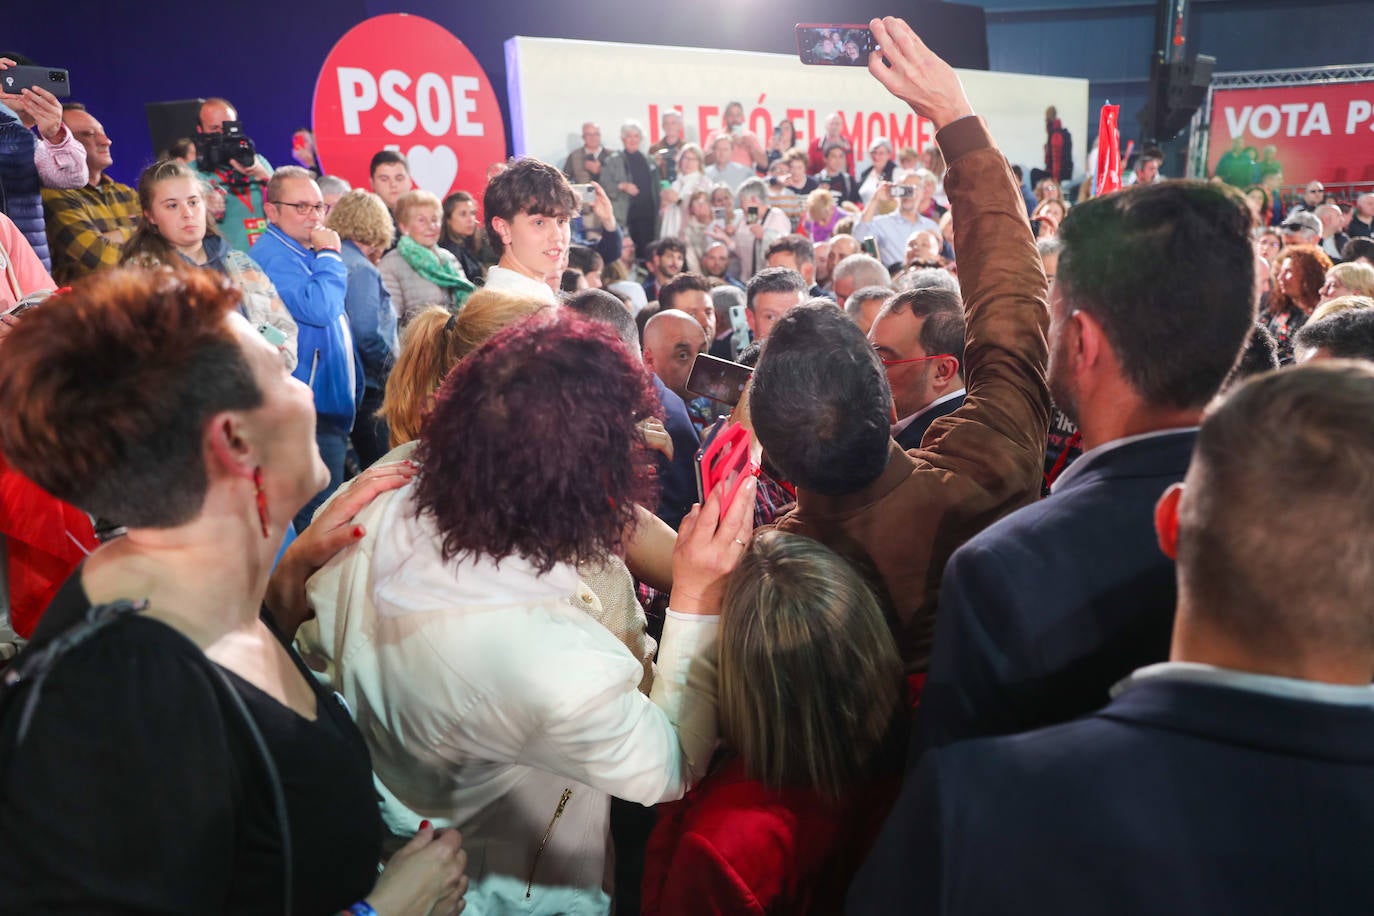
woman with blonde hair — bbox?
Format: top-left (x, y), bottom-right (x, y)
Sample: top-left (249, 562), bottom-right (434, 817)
top-left (642, 531), bottom-right (905, 915)
top-left (801, 187), bottom-right (843, 242)
top-left (327, 188), bottom-right (399, 466)
top-left (1319, 260), bottom-right (1374, 305)
top-left (1309, 294), bottom-right (1374, 324)
top-left (379, 189), bottom-right (475, 327)
top-left (379, 290), bottom-right (549, 449)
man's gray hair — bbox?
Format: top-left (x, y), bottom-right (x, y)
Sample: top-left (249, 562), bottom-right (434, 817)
top-left (894, 267), bottom-right (960, 296)
top-left (713, 284), bottom-right (745, 314)
top-left (737, 178), bottom-right (770, 206)
top-left (266, 165), bottom-right (317, 201)
top-left (833, 253), bottom-right (890, 291)
top-left (620, 120), bottom-right (644, 139)
top-left (317, 174), bottom-right (351, 198)
top-left (845, 285), bottom-right (893, 321)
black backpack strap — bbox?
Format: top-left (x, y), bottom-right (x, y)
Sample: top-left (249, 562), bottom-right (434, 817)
top-left (0, 599), bottom-right (145, 747)
top-left (0, 600), bottom-right (294, 915)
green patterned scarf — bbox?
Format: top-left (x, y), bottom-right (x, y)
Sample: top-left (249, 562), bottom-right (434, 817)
top-left (397, 234), bottom-right (475, 308)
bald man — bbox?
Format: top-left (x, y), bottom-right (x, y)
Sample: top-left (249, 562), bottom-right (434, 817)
top-left (643, 308), bottom-right (708, 399)
top-left (1315, 203), bottom-right (1350, 261)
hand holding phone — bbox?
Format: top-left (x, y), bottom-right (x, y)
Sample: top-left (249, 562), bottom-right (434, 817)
top-left (694, 419), bottom-right (760, 513)
top-left (669, 445), bottom-right (756, 617)
top-left (0, 63), bottom-right (71, 99)
top-left (571, 183), bottom-right (598, 206)
top-left (866, 17), bottom-right (976, 131)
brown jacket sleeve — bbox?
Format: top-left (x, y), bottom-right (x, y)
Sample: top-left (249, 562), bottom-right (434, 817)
top-left (918, 116), bottom-right (1051, 485)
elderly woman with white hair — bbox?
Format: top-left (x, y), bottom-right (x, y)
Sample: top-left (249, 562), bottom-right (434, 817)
top-left (602, 119), bottom-right (661, 253)
top-left (858, 138), bottom-right (897, 205)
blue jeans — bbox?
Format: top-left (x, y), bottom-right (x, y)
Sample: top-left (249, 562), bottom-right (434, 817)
top-left (294, 423), bottom-right (350, 534)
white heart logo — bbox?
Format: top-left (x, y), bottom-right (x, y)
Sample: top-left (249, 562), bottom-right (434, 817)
top-left (406, 144), bottom-right (459, 196)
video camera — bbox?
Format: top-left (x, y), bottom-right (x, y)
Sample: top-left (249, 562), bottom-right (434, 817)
top-left (199, 120), bottom-right (258, 185)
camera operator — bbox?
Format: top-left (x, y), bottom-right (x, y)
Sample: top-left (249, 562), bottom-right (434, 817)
top-left (194, 97), bottom-right (273, 251)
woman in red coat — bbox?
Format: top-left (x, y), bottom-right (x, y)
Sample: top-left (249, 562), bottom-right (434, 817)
top-left (642, 531), bottom-right (907, 915)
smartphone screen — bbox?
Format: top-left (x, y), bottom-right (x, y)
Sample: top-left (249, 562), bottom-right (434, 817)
top-left (795, 24), bottom-right (877, 66)
top-left (860, 236), bottom-right (881, 262)
top-left (746, 206), bottom-right (761, 226)
top-left (711, 206), bottom-right (727, 222)
top-left (687, 353), bottom-right (753, 407)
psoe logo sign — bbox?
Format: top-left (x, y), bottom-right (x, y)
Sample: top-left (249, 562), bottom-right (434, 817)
top-left (312, 14), bottom-right (507, 199)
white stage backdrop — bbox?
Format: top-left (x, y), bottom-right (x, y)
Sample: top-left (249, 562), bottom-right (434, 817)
top-left (505, 36), bottom-right (1089, 179)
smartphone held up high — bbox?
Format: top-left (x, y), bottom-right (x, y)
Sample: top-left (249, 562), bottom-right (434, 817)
top-left (795, 24), bottom-right (877, 66)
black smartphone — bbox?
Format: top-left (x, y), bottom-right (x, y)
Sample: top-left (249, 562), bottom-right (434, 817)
top-left (746, 206), bottom-right (761, 226)
top-left (0, 64), bottom-right (71, 98)
top-left (686, 353), bottom-right (753, 407)
top-left (795, 24), bottom-right (877, 66)
top-left (860, 236), bottom-right (881, 262)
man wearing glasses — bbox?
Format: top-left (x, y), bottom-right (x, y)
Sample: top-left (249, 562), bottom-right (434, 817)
top-left (867, 286), bottom-right (966, 451)
top-left (251, 165), bottom-right (363, 531)
top-left (40, 103), bottom-right (140, 284)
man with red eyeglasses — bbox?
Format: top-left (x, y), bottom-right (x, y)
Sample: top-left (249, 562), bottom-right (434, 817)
top-left (868, 286), bottom-right (966, 451)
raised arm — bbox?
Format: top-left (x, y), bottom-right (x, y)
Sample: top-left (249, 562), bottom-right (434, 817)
top-left (869, 16), bottom-right (1051, 480)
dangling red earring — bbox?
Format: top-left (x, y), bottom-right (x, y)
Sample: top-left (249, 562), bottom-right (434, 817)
top-left (252, 467), bottom-right (270, 538)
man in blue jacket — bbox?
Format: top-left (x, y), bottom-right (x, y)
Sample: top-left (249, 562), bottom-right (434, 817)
top-left (251, 165), bottom-right (363, 531)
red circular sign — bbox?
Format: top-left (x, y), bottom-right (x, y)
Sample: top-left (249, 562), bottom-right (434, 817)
top-left (312, 14), bottom-right (507, 201)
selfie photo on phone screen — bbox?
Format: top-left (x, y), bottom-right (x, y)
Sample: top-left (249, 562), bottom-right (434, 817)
top-left (795, 24), bottom-right (877, 66)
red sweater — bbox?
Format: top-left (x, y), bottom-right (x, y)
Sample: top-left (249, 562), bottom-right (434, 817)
top-left (642, 754), bottom-right (900, 916)
top-left (0, 454), bottom-right (97, 637)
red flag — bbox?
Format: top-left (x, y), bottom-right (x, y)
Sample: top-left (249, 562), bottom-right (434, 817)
top-left (1096, 104), bottom-right (1122, 196)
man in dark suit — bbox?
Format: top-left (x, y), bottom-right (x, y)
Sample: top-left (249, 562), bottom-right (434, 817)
top-left (852, 362), bottom-right (1374, 914)
top-left (867, 287), bottom-right (966, 452)
top-left (915, 179), bottom-right (1256, 751)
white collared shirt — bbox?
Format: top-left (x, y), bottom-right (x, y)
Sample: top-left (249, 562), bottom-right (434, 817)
top-left (1116, 661), bottom-right (1374, 708)
top-left (891, 387), bottom-right (967, 438)
top-left (1049, 426), bottom-right (1199, 494)
top-left (483, 265), bottom-right (559, 305)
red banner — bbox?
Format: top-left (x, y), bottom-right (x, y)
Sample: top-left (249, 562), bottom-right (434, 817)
top-left (312, 14), bottom-right (507, 201)
top-left (1206, 80), bottom-right (1374, 187)
top-left (1096, 104), bottom-right (1121, 195)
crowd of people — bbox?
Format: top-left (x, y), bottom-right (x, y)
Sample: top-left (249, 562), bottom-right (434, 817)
top-left (3, 14), bottom-right (1374, 916)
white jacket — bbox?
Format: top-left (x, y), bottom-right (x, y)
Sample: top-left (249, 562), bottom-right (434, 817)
top-left (300, 483), bottom-right (719, 915)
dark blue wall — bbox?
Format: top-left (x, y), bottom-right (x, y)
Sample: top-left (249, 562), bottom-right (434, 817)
top-left (982, 0), bottom-right (1374, 152)
top-left (9, 0), bottom-right (1371, 185)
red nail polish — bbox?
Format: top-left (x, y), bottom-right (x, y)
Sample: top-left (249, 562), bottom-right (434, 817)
top-left (352, 525), bottom-right (364, 538)
top-left (420, 819), bottom-right (432, 830)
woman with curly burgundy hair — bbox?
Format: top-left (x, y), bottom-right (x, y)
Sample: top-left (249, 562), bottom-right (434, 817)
top-left (303, 312), bottom-right (754, 915)
top-left (1264, 244), bottom-right (1333, 362)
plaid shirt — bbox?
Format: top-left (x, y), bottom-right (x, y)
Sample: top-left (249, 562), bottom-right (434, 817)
top-left (41, 175), bottom-right (140, 284)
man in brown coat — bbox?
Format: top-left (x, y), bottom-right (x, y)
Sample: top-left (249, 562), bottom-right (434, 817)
top-left (750, 17), bottom-right (1051, 673)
